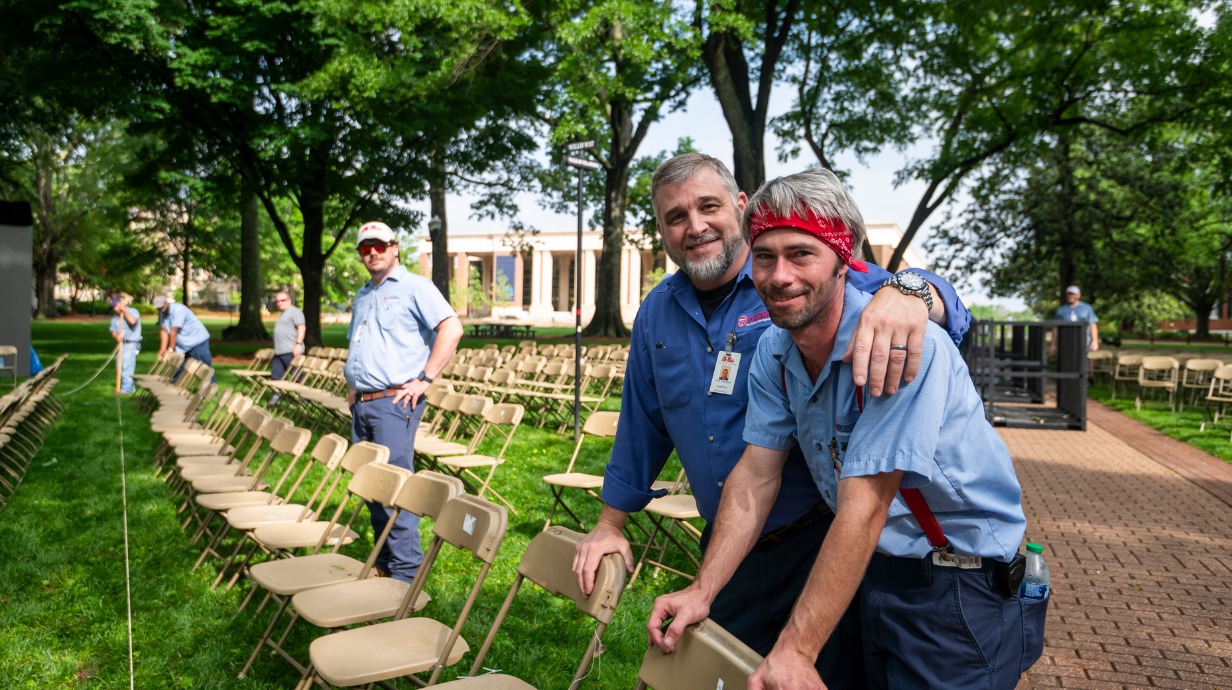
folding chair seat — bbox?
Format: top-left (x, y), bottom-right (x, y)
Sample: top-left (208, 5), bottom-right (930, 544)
top-left (1179, 358), bottom-right (1222, 411)
top-left (436, 403), bottom-right (524, 513)
top-left (242, 470), bottom-right (465, 678)
top-left (167, 402), bottom-right (265, 475)
top-left (632, 492), bottom-right (703, 584)
top-left (634, 618), bottom-right (762, 690)
top-left (1136, 356), bottom-right (1179, 411)
top-left (179, 414), bottom-right (289, 483)
top-left (1088, 350), bottom-right (1115, 384)
top-left (299, 494), bottom-right (509, 689)
top-left (431, 526), bottom-right (628, 690)
top-left (416, 395), bottom-right (493, 465)
top-left (543, 410), bottom-right (619, 530)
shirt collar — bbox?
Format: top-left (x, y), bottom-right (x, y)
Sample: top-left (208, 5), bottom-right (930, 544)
top-left (366, 263), bottom-right (409, 290)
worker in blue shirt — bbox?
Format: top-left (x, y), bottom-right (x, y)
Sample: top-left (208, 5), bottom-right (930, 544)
top-left (154, 295), bottom-right (213, 382)
top-left (648, 168), bottom-right (1040, 690)
top-left (109, 294), bottom-right (141, 394)
top-left (572, 154), bottom-right (971, 688)
top-left (1052, 285), bottom-right (1100, 353)
top-left (343, 221), bottom-right (463, 582)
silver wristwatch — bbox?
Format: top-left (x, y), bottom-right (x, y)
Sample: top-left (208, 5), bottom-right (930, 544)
top-left (880, 271), bottom-right (934, 312)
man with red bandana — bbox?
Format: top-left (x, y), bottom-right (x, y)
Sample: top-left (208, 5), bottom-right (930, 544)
top-left (647, 168), bottom-right (1036, 690)
top-left (572, 154), bottom-right (972, 688)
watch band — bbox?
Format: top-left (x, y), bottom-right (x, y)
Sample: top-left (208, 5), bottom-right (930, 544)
top-left (418, 371), bottom-right (434, 384)
top-left (880, 272), bottom-right (934, 312)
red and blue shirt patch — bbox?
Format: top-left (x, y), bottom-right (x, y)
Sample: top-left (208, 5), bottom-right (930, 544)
top-left (736, 310), bottom-right (771, 329)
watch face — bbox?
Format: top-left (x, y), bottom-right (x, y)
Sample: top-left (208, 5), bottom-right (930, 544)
top-left (897, 272), bottom-right (927, 292)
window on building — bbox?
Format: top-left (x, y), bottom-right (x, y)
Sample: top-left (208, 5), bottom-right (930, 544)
top-left (495, 255), bottom-right (516, 303)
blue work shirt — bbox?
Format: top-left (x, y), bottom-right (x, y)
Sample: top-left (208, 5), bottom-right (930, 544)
top-left (744, 282), bottom-right (1026, 560)
top-left (601, 255), bottom-right (971, 533)
top-left (344, 264), bottom-right (457, 392)
top-left (162, 303), bottom-right (209, 352)
top-left (1057, 301), bottom-right (1098, 348)
top-left (110, 307), bottom-right (142, 342)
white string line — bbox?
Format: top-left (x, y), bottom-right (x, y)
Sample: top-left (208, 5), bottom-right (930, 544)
top-left (117, 397), bottom-right (136, 690)
top-left (60, 346), bottom-right (119, 397)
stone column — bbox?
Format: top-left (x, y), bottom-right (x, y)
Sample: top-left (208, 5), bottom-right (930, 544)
top-left (582, 250), bottom-right (597, 308)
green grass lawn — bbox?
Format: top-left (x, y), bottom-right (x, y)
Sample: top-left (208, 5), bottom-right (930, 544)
top-left (3, 320), bottom-right (678, 689)
top-left (1087, 380), bottom-right (1232, 463)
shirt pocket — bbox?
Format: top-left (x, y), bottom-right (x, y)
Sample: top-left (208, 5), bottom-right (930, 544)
top-left (729, 324), bottom-right (769, 402)
top-left (651, 343), bottom-right (692, 409)
top-left (376, 295), bottom-right (404, 329)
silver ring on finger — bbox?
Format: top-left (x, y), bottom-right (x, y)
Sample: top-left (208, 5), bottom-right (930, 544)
top-left (890, 344), bottom-right (909, 351)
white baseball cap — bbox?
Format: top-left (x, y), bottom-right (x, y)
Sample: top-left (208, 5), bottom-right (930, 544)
top-left (357, 221), bottom-right (396, 245)
top-left (1066, 285), bottom-right (1081, 294)
top-left (152, 295), bottom-right (170, 309)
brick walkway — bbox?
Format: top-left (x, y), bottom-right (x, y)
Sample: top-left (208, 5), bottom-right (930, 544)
top-left (1005, 401), bottom-right (1232, 689)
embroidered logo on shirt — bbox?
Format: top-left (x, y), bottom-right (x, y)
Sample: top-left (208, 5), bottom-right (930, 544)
top-left (736, 310), bottom-right (770, 328)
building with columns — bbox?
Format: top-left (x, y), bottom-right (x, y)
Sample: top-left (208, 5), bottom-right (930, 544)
top-left (417, 222), bottom-right (927, 326)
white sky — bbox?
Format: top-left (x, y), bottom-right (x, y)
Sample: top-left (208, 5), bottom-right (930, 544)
top-left (407, 86), bottom-right (1026, 311)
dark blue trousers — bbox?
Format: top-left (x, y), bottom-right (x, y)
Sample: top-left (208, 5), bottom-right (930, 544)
top-left (271, 353), bottom-right (293, 380)
top-left (702, 504), bottom-right (866, 690)
top-left (351, 395), bottom-right (427, 583)
top-left (172, 341), bottom-right (215, 383)
top-left (861, 553), bottom-right (1038, 689)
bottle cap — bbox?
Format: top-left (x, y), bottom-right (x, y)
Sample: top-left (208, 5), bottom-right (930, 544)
top-left (1026, 542), bottom-right (1043, 554)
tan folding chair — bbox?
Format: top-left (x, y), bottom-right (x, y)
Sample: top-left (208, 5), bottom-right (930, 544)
top-left (1200, 363), bottom-right (1232, 434)
top-left (240, 468), bottom-right (462, 679)
top-left (543, 410), bottom-right (619, 530)
top-left (634, 618), bottom-right (763, 690)
top-left (298, 494), bottom-right (509, 689)
top-left (415, 394), bottom-right (494, 468)
top-left (1179, 358), bottom-right (1222, 411)
top-left (1088, 350), bottom-right (1115, 385)
top-left (0, 346), bottom-right (19, 389)
top-left (631, 491), bottom-right (703, 584)
top-left (432, 526), bottom-right (628, 690)
top-left (1136, 356), bottom-right (1179, 411)
top-left (435, 403), bottom-right (525, 513)
top-left (1111, 354), bottom-right (1143, 401)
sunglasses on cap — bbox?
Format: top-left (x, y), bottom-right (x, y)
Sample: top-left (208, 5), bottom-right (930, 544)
top-left (358, 241), bottom-right (393, 256)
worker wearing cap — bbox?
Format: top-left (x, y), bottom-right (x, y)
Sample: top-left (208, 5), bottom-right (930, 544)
top-left (1054, 285), bottom-right (1099, 352)
top-left (647, 168), bottom-right (1037, 690)
top-left (109, 294), bottom-right (141, 394)
top-left (154, 295), bottom-right (214, 382)
top-left (343, 221), bottom-right (463, 582)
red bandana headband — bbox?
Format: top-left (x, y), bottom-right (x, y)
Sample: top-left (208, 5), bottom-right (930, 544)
top-left (748, 207), bottom-right (868, 273)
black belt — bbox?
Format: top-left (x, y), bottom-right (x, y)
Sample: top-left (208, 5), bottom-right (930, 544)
top-left (124, 340), bottom-right (142, 344)
top-left (757, 503), bottom-right (832, 545)
top-left (870, 551), bottom-right (1023, 596)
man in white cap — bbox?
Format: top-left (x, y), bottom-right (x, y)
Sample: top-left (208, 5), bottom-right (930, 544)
top-left (109, 294), bottom-right (141, 394)
top-left (343, 220), bottom-right (462, 582)
top-left (154, 295), bottom-right (214, 382)
top-left (1054, 285), bottom-right (1099, 352)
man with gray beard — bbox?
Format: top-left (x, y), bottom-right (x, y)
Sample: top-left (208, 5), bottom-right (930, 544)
top-left (572, 154), bottom-right (971, 688)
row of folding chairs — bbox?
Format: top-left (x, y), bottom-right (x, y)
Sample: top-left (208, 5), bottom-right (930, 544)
top-left (137, 370), bottom-right (744, 688)
top-left (0, 356), bottom-right (67, 511)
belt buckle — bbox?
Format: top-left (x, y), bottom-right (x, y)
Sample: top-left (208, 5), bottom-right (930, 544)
top-left (931, 550), bottom-right (982, 570)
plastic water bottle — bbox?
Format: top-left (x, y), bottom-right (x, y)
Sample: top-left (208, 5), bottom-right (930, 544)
top-left (1020, 542), bottom-right (1050, 599)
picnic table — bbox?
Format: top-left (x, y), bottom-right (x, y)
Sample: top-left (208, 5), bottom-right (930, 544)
top-left (467, 323), bottom-right (536, 339)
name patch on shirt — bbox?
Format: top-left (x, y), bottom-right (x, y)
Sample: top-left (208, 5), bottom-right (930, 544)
top-left (736, 311), bottom-right (770, 329)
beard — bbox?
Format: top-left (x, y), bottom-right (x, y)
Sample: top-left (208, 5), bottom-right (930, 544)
top-left (758, 263), bottom-right (845, 331)
top-left (666, 229), bottom-right (744, 283)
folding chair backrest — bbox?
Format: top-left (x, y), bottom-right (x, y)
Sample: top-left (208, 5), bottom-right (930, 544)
top-left (1140, 356), bottom-right (1179, 382)
top-left (483, 402), bottom-right (524, 428)
top-left (581, 410), bottom-right (620, 438)
top-left (488, 369), bottom-right (516, 387)
top-left (258, 416), bottom-right (293, 442)
top-left (1185, 358), bottom-right (1223, 378)
top-left (392, 470), bottom-right (464, 518)
top-left (240, 406), bottom-right (273, 434)
top-left (339, 441), bottom-right (391, 474)
top-left (432, 494), bottom-right (508, 563)
top-left (1115, 354), bottom-right (1143, 372)
top-left (459, 395), bottom-right (494, 419)
top-left (269, 426), bottom-right (313, 456)
top-left (311, 433), bottom-right (349, 470)
top-left (635, 618), bottom-right (763, 690)
top-left (346, 463), bottom-right (412, 507)
top-left (522, 526), bottom-right (625, 621)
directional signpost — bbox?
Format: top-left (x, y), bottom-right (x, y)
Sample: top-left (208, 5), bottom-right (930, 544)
top-left (564, 140), bottom-right (597, 440)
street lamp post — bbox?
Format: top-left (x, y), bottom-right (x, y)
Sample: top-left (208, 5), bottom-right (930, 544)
top-left (563, 141), bottom-right (599, 440)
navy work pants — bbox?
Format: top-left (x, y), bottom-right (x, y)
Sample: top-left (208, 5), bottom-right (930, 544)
top-left (861, 553), bottom-right (1040, 690)
top-left (351, 395), bottom-right (427, 583)
top-left (702, 504), bottom-right (866, 690)
top-left (271, 353), bottom-right (293, 381)
top-left (172, 341), bottom-right (215, 383)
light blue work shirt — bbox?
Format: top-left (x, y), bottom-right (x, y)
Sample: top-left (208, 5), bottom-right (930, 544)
top-left (162, 303), bottom-right (209, 352)
top-left (344, 264), bottom-right (457, 392)
top-left (601, 255), bottom-right (971, 533)
top-left (110, 307), bottom-right (142, 342)
top-left (744, 282), bottom-right (1026, 561)
top-left (1057, 301), bottom-right (1098, 348)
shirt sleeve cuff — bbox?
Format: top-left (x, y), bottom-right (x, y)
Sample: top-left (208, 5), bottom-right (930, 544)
top-left (742, 430), bottom-right (796, 452)
top-left (600, 472), bottom-right (668, 514)
top-left (842, 451), bottom-right (933, 489)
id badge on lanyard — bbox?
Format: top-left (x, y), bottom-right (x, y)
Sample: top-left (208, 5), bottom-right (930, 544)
top-left (709, 332), bottom-right (741, 395)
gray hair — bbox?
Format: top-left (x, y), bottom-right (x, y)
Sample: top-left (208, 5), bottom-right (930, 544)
top-left (741, 168), bottom-right (866, 256)
top-left (650, 153), bottom-right (742, 224)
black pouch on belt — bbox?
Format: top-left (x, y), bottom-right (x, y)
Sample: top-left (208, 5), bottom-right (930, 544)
top-left (995, 552), bottom-right (1027, 597)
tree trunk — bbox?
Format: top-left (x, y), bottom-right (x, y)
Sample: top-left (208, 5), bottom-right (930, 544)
top-left (1195, 305), bottom-right (1212, 339)
top-left (299, 184), bottom-right (327, 348)
top-left (228, 184), bottom-right (269, 340)
top-left (429, 148), bottom-right (450, 301)
top-left (180, 232), bottom-right (192, 307)
top-left (582, 125), bottom-right (634, 338)
top-left (34, 261), bottom-right (59, 319)
top-left (703, 31), bottom-right (764, 193)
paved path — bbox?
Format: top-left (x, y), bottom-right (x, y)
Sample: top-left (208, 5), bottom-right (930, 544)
top-left (1006, 401), bottom-right (1232, 689)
